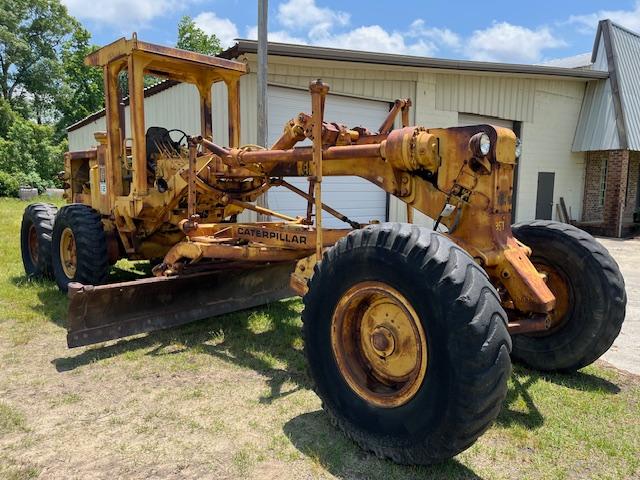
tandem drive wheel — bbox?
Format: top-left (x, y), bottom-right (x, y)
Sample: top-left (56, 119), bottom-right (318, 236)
top-left (302, 223), bottom-right (512, 464)
top-left (511, 221), bottom-right (626, 372)
top-left (20, 203), bottom-right (58, 279)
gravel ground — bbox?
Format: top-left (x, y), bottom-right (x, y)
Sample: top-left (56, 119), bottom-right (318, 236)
top-left (599, 236), bottom-right (640, 375)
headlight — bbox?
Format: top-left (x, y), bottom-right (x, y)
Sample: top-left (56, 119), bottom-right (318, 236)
top-left (469, 132), bottom-right (491, 157)
top-left (515, 138), bottom-right (522, 159)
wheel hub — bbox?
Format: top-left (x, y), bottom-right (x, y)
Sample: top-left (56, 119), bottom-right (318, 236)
top-left (370, 326), bottom-right (395, 357)
top-left (28, 224), bottom-right (39, 265)
top-left (331, 281), bottom-right (428, 408)
top-left (60, 227), bottom-right (77, 279)
top-left (535, 261), bottom-right (572, 333)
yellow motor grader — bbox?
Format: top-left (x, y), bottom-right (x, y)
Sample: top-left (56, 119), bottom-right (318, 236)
top-left (20, 36), bottom-right (626, 465)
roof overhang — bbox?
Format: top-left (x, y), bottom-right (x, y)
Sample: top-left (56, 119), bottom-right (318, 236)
top-left (221, 40), bottom-right (609, 80)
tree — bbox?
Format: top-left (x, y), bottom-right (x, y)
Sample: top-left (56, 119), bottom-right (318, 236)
top-left (0, 112), bottom-right (65, 190)
top-left (176, 16), bottom-right (222, 56)
top-left (54, 27), bottom-right (104, 140)
top-left (0, 0), bottom-right (79, 122)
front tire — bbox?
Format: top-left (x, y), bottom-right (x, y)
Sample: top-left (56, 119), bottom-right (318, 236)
top-left (51, 204), bottom-right (110, 292)
top-left (20, 203), bottom-right (58, 278)
top-left (303, 223), bottom-right (512, 464)
top-left (511, 221), bottom-right (626, 371)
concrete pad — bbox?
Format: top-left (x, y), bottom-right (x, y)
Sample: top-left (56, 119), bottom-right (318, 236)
top-left (598, 236), bottom-right (640, 375)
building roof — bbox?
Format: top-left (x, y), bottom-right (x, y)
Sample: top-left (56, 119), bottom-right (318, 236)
top-left (574, 20), bottom-right (640, 151)
top-left (221, 40), bottom-right (609, 80)
top-left (542, 52), bottom-right (593, 69)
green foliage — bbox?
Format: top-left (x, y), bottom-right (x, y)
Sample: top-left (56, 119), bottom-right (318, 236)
top-left (0, 0), bottom-right (79, 121)
top-left (0, 0), bottom-right (91, 196)
top-left (54, 26), bottom-right (103, 140)
top-left (0, 112), bottom-right (64, 192)
top-left (0, 170), bottom-right (19, 196)
top-left (177, 16), bottom-right (222, 56)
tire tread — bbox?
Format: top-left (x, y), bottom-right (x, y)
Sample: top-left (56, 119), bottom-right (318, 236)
top-left (302, 223), bottom-right (512, 464)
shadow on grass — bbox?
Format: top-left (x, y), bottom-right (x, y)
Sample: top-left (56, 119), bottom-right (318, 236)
top-left (53, 298), bottom-right (309, 403)
top-left (496, 364), bottom-right (620, 430)
top-left (496, 366), bottom-right (544, 429)
top-left (283, 411), bottom-right (484, 480)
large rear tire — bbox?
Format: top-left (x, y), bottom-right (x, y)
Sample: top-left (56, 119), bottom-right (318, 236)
top-left (20, 203), bottom-right (58, 278)
top-left (511, 221), bottom-right (626, 371)
top-left (51, 204), bottom-right (109, 292)
top-left (302, 223), bottom-right (512, 464)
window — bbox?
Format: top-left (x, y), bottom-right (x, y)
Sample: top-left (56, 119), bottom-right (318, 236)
top-left (599, 159), bottom-right (608, 206)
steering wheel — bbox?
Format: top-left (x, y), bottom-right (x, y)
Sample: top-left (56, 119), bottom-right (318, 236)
top-left (165, 128), bottom-right (189, 147)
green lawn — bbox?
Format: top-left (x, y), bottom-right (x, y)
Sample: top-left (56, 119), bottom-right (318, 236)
top-left (0, 197), bottom-right (639, 479)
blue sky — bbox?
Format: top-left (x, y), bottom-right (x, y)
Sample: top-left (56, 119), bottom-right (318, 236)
top-left (60, 0), bottom-right (640, 64)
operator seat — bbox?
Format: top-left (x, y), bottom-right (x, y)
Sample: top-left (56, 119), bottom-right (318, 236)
top-left (145, 127), bottom-right (181, 185)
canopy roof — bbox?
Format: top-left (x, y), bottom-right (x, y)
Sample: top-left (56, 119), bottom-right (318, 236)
top-left (86, 34), bottom-right (247, 85)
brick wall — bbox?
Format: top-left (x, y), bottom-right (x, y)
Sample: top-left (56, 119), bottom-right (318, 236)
top-left (623, 151), bottom-right (639, 220)
top-left (581, 149), bottom-right (630, 237)
top-left (582, 152), bottom-right (606, 222)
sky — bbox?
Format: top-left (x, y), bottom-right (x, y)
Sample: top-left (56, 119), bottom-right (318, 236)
top-left (60, 0), bottom-right (640, 64)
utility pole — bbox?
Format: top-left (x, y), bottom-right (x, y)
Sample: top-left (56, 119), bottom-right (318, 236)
top-left (257, 0), bottom-right (269, 215)
top-left (257, 0), bottom-right (268, 147)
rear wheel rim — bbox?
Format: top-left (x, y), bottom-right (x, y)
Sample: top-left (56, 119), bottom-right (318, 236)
top-left (60, 227), bottom-right (77, 279)
top-left (331, 281), bottom-right (428, 408)
top-left (28, 224), bottom-right (39, 265)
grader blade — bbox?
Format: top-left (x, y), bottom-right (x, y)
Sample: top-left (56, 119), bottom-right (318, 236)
top-left (66, 262), bottom-right (296, 348)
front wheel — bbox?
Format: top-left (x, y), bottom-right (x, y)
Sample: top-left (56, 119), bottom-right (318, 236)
top-left (511, 221), bottom-right (626, 371)
top-left (51, 204), bottom-right (110, 292)
top-left (302, 223), bottom-right (512, 464)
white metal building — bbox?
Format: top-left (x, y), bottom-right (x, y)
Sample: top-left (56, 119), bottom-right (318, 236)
top-left (68, 39), bottom-right (609, 228)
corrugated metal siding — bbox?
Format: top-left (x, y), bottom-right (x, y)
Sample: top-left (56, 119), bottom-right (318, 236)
top-left (262, 60), bottom-right (416, 103)
top-left (611, 24), bottom-right (640, 150)
top-left (212, 81), bottom-right (229, 145)
top-left (572, 79), bottom-right (620, 151)
top-left (68, 82), bottom-right (203, 151)
top-left (68, 116), bottom-right (106, 151)
top-left (143, 82), bottom-right (200, 135)
top-left (435, 74), bottom-right (536, 122)
top-left (458, 113), bottom-right (513, 129)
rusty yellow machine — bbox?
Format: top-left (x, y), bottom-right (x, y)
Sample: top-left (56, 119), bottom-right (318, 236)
top-left (20, 36), bottom-right (626, 464)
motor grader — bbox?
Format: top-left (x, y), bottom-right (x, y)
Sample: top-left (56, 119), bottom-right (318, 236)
top-left (20, 36), bottom-right (626, 465)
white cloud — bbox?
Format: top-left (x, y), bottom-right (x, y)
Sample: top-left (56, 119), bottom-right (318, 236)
top-left (311, 25), bottom-right (437, 56)
top-left (277, 0), bottom-right (349, 38)
top-left (62, 0), bottom-right (178, 29)
top-left (273, 1), bottom-right (460, 56)
top-left (193, 12), bottom-right (239, 48)
top-left (246, 26), bottom-right (307, 45)
top-left (568, 1), bottom-right (640, 34)
top-left (466, 22), bottom-right (565, 63)
top-left (408, 19), bottom-right (461, 49)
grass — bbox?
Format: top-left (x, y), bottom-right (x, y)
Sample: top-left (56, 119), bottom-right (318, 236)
top-left (0, 196), bottom-right (639, 479)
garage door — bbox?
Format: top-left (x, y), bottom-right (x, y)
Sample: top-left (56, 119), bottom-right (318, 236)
top-left (266, 87), bottom-right (390, 227)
